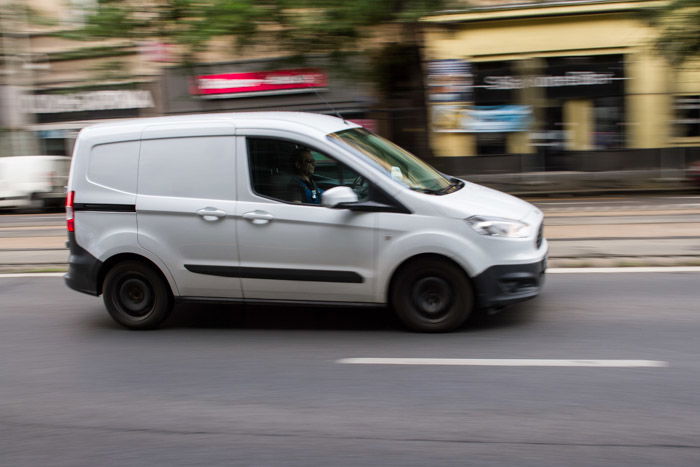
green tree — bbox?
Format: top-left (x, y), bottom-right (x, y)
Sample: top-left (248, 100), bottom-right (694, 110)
top-left (73, 0), bottom-right (451, 65)
top-left (72, 1), bottom-right (455, 157)
top-left (650, 0), bottom-right (700, 66)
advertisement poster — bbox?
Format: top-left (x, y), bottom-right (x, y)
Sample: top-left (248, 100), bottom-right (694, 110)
top-left (433, 105), bottom-right (531, 133)
top-left (427, 60), bottom-right (472, 103)
top-left (465, 105), bottom-right (531, 133)
top-left (432, 105), bottom-right (468, 133)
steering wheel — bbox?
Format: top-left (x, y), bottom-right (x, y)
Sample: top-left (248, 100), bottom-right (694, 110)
top-left (349, 175), bottom-right (369, 200)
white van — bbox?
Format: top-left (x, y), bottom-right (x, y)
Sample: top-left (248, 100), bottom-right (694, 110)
top-left (64, 112), bottom-right (547, 332)
top-left (0, 155), bottom-right (70, 211)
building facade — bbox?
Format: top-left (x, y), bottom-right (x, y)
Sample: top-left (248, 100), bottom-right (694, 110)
top-left (422, 0), bottom-right (700, 158)
top-left (161, 57), bottom-right (378, 130)
top-left (1, 0), bottom-right (165, 156)
top-left (2, 2), bottom-right (415, 158)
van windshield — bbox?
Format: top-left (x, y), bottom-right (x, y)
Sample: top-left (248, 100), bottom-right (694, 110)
top-left (328, 128), bottom-right (462, 195)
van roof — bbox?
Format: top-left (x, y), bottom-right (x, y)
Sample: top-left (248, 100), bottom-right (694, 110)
top-left (82, 111), bottom-right (360, 136)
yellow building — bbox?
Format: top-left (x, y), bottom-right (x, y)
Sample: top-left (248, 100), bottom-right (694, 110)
top-left (422, 0), bottom-right (700, 157)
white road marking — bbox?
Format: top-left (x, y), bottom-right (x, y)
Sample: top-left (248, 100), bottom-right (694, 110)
top-left (548, 266), bottom-right (700, 273)
top-left (0, 272), bottom-right (65, 278)
top-left (337, 358), bottom-right (668, 367)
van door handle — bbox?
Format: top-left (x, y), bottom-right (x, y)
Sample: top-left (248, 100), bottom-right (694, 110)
top-left (242, 210), bottom-right (274, 225)
top-left (196, 208), bottom-right (227, 222)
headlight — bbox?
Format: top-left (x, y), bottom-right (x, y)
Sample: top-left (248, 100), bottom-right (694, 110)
top-left (466, 215), bottom-right (531, 238)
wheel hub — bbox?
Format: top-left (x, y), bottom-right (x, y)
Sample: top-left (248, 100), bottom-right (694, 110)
top-left (412, 276), bottom-right (453, 319)
top-left (118, 278), bottom-right (153, 317)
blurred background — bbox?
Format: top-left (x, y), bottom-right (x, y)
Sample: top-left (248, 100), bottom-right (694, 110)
top-left (1, 0), bottom-right (699, 202)
top-left (3, 5), bottom-right (700, 465)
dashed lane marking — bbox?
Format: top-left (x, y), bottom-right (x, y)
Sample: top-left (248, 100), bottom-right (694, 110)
top-left (337, 358), bottom-right (669, 367)
top-left (0, 273), bottom-right (65, 278)
top-left (547, 266), bottom-right (700, 273)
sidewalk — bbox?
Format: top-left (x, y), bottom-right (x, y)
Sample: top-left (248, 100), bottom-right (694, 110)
top-left (0, 170), bottom-right (698, 273)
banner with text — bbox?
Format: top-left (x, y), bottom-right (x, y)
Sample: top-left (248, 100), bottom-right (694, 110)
top-left (193, 68), bottom-right (327, 99)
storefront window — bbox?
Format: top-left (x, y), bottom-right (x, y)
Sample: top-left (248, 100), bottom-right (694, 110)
top-left (533, 106), bottom-right (566, 164)
top-left (673, 96), bottom-right (700, 138)
top-left (594, 96), bottom-right (625, 149)
top-left (471, 54), bottom-right (626, 154)
top-left (476, 133), bottom-right (508, 155)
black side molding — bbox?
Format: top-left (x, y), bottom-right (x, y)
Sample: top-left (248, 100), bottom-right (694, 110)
top-left (185, 265), bottom-right (364, 283)
top-left (177, 296), bottom-right (381, 308)
top-left (74, 203), bottom-right (135, 212)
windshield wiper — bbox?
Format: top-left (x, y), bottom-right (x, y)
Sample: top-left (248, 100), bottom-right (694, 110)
top-left (436, 178), bottom-right (464, 195)
top-left (409, 178), bottom-right (464, 195)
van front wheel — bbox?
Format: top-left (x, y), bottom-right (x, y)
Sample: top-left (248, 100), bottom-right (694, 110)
top-left (390, 259), bottom-right (473, 332)
top-left (103, 261), bottom-right (173, 330)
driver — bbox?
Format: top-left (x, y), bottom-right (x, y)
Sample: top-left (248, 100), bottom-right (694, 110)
top-left (289, 148), bottom-right (323, 204)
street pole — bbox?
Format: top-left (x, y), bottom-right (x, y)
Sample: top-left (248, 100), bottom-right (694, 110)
top-left (0, 0), bottom-right (39, 157)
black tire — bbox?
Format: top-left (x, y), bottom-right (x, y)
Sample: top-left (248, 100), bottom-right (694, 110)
top-left (102, 261), bottom-right (173, 330)
top-left (20, 193), bottom-right (43, 214)
top-left (390, 258), bottom-right (473, 333)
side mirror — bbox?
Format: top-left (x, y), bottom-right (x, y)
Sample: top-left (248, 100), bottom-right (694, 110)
top-left (322, 186), bottom-right (358, 208)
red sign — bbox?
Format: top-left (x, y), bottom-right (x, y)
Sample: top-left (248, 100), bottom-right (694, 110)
top-left (349, 119), bottom-right (378, 132)
top-left (194, 68), bottom-right (327, 98)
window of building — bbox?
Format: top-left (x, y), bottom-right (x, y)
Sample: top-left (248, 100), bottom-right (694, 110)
top-left (476, 133), bottom-right (508, 156)
top-left (674, 96), bottom-right (700, 138)
top-left (594, 96), bottom-right (625, 149)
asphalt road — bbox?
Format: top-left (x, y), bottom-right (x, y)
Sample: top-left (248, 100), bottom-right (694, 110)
top-left (1, 272), bottom-right (699, 466)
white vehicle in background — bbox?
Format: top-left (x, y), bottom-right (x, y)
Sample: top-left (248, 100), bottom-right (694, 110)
top-left (0, 155), bottom-right (70, 211)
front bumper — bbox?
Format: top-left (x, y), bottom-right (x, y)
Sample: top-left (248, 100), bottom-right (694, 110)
top-left (473, 256), bottom-right (547, 309)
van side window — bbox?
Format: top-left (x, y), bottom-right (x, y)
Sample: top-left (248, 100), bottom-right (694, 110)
top-left (247, 137), bottom-right (369, 204)
top-left (139, 136), bottom-right (235, 200)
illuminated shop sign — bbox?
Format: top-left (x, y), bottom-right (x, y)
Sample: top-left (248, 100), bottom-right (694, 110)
top-left (193, 68), bottom-right (327, 99)
top-left (28, 90), bottom-right (154, 113)
top-left (348, 119), bottom-right (378, 132)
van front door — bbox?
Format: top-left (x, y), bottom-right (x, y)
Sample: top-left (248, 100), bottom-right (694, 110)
top-left (235, 136), bottom-right (376, 303)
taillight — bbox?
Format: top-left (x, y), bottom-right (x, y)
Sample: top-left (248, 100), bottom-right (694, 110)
top-left (66, 190), bottom-right (75, 232)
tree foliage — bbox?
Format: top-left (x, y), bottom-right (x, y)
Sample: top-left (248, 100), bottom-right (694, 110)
top-left (74, 0), bottom-right (451, 64)
top-left (649, 0), bottom-right (700, 66)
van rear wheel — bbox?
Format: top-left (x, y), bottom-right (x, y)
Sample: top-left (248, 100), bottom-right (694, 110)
top-left (103, 261), bottom-right (173, 330)
top-left (390, 258), bottom-right (473, 332)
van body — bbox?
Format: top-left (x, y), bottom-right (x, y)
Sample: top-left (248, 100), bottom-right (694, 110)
top-left (0, 155), bottom-right (70, 210)
top-left (64, 112), bottom-right (547, 332)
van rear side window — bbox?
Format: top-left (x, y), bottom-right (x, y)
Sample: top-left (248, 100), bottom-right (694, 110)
top-left (88, 141), bottom-right (139, 193)
top-left (138, 136), bottom-right (236, 200)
